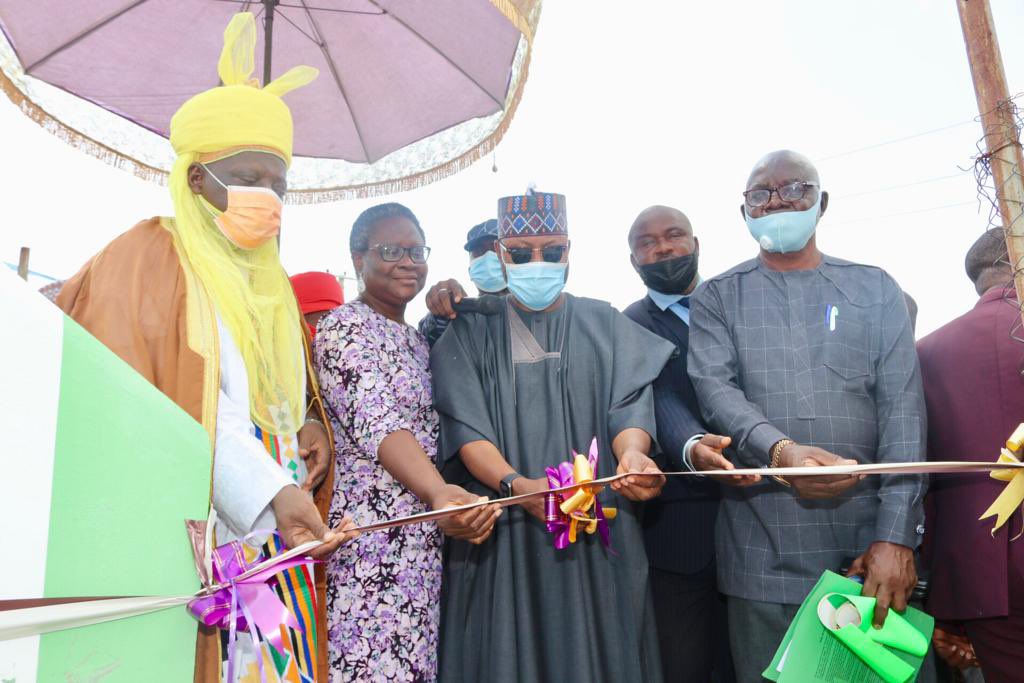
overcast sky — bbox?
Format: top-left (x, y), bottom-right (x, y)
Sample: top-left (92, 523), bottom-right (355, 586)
top-left (2, 0), bottom-right (1023, 336)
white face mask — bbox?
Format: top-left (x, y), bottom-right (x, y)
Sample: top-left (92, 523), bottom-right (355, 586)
top-left (468, 251), bottom-right (507, 293)
top-left (744, 197), bottom-right (821, 254)
top-left (504, 261), bottom-right (568, 310)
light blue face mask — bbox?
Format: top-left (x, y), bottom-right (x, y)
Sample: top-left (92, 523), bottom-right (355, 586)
top-left (505, 261), bottom-right (568, 311)
top-left (744, 196), bottom-right (821, 254)
top-left (468, 251), bottom-right (507, 293)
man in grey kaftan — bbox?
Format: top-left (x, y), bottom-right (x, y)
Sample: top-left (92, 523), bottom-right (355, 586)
top-left (687, 151), bottom-right (926, 682)
top-left (431, 191), bottom-right (674, 683)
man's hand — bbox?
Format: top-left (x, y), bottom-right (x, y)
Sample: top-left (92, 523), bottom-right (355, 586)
top-left (932, 627), bottom-right (978, 669)
top-left (778, 444), bottom-right (862, 499)
top-left (847, 541), bottom-right (917, 628)
top-left (508, 476), bottom-right (549, 522)
top-left (430, 484), bottom-right (502, 544)
top-left (297, 419), bottom-right (331, 493)
top-left (611, 450), bottom-right (665, 501)
top-left (425, 279), bottom-right (468, 320)
top-left (272, 485), bottom-right (359, 559)
top-left (691, 434), bottom-right (761, 486)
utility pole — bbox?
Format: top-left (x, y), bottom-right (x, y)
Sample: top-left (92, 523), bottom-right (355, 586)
top-left (957, 0), bottom-right (1024, 315)
top-left (17, 247), bottom-right (29, 281)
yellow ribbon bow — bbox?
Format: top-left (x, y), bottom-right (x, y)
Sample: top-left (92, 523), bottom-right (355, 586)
top-left (978, 424), bottom-right (1024, 537)
top-left (545, 439), bottom-right (618, 549)
top-left (559, 453), bottom-right (618, 543)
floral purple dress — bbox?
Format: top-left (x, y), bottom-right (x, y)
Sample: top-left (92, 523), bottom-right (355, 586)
top-left (313, 301), bottom-right (442, 682)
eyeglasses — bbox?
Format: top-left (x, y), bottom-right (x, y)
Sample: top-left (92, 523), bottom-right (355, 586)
top-left (369, 244), bottom-right (431, 264)
top-left (743, 182), bottom-right (819, 208)
top-left (499, 242), bottom-right (569, 265)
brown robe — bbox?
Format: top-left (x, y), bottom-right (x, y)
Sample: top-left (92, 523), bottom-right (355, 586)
top-left (57, 217), bottom-right (335, 682)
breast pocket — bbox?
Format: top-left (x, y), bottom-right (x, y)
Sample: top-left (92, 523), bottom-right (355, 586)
top-left (820, 307), bottom-right (873, 393)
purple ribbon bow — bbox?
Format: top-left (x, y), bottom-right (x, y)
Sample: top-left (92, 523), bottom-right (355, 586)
top-left (187, 531), bottom-right (313, 682)
top-left (544, 438), bottom-right (614, 550)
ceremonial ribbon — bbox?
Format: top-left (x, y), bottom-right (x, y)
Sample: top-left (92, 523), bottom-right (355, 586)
top-left (186, 530), bottom-right (310, 683)
top-left (544, 438), bottom-right (617, 549)
top-left (4, 459), bottom-right (1024, 646)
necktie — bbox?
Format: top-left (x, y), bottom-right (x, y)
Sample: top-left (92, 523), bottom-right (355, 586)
top-left (668, 299), bottom-right (690, 325)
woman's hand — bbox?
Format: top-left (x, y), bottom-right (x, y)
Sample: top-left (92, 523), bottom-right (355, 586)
top-left (425, 279), bottom-right (468, 319)
top-left (430, 484), bottom-right (502, 544)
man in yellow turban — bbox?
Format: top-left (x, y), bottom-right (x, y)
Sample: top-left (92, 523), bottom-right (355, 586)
top-left (57, 13), bottom-right (352, 683)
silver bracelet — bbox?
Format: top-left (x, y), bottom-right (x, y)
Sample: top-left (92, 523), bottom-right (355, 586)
top-left (682, 433), bottom-right (706, 476)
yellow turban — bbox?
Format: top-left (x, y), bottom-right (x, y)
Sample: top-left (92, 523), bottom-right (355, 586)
top-left (164, 12), bottom-right (317, 436)
top-left (169, 12), bottom-right (317, 166)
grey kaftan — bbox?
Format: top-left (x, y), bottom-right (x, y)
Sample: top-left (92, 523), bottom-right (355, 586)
top-left (431, 294), bottom-right (674, 683)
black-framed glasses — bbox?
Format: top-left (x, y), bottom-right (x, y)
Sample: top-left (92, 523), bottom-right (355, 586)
top-left (743, 182), bottom-right (819, 208)
top-left (369, 244), bottom-right (431, 264)
top-left (499, 242), bottom-right (568, 265)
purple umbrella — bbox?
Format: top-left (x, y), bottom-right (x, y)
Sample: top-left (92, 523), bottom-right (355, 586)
top-left (0, 1), bottom-right (540, 200)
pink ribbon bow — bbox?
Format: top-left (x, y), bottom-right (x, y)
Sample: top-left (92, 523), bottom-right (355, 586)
top-left (544, 438), bottom-right (618, 550)
top-left (186, 531), bottom-right (313, 682)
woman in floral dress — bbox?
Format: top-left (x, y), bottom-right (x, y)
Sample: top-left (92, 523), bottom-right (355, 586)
top-left (314, 203), bottom-right (501, 682)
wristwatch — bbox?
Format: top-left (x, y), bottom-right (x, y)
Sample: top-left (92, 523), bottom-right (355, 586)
top-left (499, 472), bottom-right (523, 498)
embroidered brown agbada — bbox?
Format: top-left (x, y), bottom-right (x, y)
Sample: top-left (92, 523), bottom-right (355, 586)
top-left (57, 217), bottom-right (334, 682)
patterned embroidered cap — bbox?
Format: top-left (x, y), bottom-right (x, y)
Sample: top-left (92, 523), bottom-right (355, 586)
top-left (497, 191), bottom-right (568, 238)
top-left (464, 219), bottom-right (499, 251)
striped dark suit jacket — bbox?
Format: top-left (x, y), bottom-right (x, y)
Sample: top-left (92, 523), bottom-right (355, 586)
top-left (624, 296), bottom-right (719, 575)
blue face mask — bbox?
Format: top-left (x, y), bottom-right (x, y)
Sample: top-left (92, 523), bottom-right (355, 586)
top-left (468, 251), bottom-right (507, 293)
top-left (744, 197), bottom-right (821, 254)
top-left (505, 261), bottom-right (568, 311)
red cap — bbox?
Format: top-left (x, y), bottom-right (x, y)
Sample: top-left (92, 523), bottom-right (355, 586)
top-left (290, 271), bottom-right (344, 315)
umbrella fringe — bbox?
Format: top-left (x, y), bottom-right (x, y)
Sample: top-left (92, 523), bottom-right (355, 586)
top-left (0, 66), bottom-right (170, 187)
top-left (0, 0), bottom-right (538, 203)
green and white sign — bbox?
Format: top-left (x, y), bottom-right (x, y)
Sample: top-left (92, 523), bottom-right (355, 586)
top-left (0, 269), bottom-right (211, 682)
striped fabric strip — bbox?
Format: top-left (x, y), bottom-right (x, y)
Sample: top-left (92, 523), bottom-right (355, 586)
top-left (216, 426), bottom-right (318, 681)
top-left (263, 534), bottom-right (317, 682)
top-left (256, 427), bottom-right (284, 467)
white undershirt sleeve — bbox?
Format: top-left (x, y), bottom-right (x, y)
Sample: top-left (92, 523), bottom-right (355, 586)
top-left (211, 314), bottom-right (295, 539)
top-left (212, 388), bottom-right (294, 536)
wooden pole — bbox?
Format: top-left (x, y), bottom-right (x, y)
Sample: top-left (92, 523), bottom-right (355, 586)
top-left (957, 0), bottom-right (1024, 314)
top-left (17, 247), bottom-right (29, 281)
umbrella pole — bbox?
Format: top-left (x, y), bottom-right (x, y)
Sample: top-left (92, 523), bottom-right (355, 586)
top-left (262, 0), bottom-right (278, 85)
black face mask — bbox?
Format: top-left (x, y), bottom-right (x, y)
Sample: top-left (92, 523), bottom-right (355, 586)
top-left (635, 249), bottom-right (699, 295)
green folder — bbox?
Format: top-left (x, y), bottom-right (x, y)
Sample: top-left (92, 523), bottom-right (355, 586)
top-left (764, 571), bottom-right (934, 683)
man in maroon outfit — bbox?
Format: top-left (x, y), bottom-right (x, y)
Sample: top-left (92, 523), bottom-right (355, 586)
top-left (917, 228), bottom-right (1024, 683)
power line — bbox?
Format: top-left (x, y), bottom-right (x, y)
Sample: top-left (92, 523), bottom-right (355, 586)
top-left (827, 201), bottom-right (976, 226)
top-left (831, 173), bottom-right (965, 200)
top-left (815, 119), bottom-right (976, 163)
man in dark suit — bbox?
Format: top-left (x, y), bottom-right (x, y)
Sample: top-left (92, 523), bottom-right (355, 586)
top-left (624, 205), bottom-right (755, 682)
top-left (917, 228), bottom-right (1024, 683)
